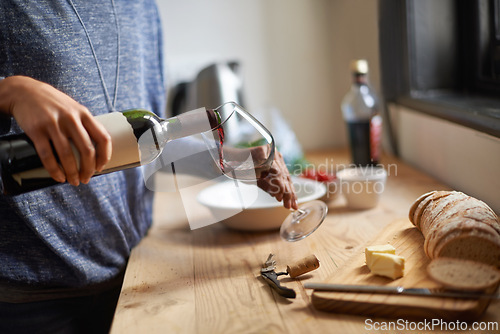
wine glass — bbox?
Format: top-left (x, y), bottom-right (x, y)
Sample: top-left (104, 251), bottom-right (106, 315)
top-left (204, 102), bottom-right (328, 242)
top-left (204, 101), bottom-right (275, 180)
top-left (280, 200), bottom-right (328, 242)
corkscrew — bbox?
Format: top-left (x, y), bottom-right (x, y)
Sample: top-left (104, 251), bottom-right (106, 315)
top-left (260, 253), bottom-right (320, 299)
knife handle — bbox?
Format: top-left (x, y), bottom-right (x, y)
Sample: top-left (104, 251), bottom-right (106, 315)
top-left (303, 283), bottom-right (401, 294)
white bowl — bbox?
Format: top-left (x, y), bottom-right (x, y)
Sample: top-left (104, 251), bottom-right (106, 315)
top-left (337, 166), bottom-right (387, 209)
top-left (197, 177), bottom-right (327, 231)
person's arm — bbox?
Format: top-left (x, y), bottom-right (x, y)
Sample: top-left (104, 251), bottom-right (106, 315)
top-left (0, 76), bottom-right (112, 185)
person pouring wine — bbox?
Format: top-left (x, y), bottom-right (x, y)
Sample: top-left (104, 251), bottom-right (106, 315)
top-left (0, 1), bottom-right (297, 333)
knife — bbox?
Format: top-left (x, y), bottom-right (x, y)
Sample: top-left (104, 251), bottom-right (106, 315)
top-left (304, 283), bottom-right (500, 300)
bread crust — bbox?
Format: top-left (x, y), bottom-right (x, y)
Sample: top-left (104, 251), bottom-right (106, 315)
top-left (408, 191), bottom-right (434, 226)
top-left (420, 192), bottom-right (467, 237)
top-left (414, 191), bottom-right (451, 228)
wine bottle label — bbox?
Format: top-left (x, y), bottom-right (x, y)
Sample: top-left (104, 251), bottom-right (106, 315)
top-left (12, 167), bottom-right (49, 185)
top-left (370, 114), bottom-right (382, 162)
top-left (11, 112), bottom-right (140, 185)
top-left (97, 112), bottom-right (141, 169)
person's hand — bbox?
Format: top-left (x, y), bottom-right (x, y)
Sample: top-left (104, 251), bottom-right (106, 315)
top-left (0, 76), bottom-right (112, 186)
top-left (257, 150), bottom-right (298, 210)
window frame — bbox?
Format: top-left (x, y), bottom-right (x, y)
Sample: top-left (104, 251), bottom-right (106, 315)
top-left (379, 0), bottom-right (500, 139)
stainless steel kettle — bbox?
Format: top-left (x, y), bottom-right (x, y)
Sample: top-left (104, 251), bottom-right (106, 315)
top-left (170, 61), bottom-right (245, 115)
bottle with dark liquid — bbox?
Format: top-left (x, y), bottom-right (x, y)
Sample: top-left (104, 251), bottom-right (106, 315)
top-left (0, 108), bottom-right (219, 195)
top-left (341, 59), bottom-right (382, 166)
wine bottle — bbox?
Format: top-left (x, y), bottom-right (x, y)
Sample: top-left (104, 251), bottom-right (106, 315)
top-left (341, 59), bottom-right (382, 166)
top-left (0, 107), bottom-right (219, 195)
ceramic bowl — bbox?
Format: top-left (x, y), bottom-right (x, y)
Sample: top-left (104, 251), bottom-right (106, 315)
top-left (197, 177), bottom-right (327, 231)
top-left (337, 166), bottom-right (387, 209)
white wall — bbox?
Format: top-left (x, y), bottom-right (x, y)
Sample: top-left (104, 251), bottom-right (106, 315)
top-left (392, 106), bottom-right (500, 213)
top-left (157, 0), bottom-right (380, 150)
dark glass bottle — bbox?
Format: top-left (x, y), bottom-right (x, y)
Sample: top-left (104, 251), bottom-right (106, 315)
top-left (341, 59), bottom-right (382, 166)
top-left (0, 108), bottom-right (219, 195)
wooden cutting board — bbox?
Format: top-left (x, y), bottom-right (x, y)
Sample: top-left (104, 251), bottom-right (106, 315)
top-left (311, 218), bottom-right (496, 321)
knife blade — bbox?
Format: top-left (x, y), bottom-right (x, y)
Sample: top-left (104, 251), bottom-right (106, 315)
top-left (304, 283), bottom-right (500, 299)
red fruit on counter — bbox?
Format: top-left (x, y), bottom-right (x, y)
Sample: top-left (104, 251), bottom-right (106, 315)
top-left (301, 168), bottom-right (336, 182)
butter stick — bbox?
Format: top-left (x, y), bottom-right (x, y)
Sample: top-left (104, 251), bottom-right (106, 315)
top-left (369, 253), bottom-right (405, 279)
top-left (365, 244), bottom-right (396, 269)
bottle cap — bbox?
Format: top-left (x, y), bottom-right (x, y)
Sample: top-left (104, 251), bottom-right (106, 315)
top-left (350, 59), bottom-right (369, 74)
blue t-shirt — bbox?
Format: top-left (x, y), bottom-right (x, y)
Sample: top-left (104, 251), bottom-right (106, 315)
top-left (0, 0), bottom-right (166, 298)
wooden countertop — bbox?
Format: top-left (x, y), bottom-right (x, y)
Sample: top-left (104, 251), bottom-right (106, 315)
top-left (110, 150), bottom-right (499, 333)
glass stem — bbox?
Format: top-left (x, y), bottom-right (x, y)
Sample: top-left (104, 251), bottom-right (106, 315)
top-left (293, 208), bottom-right (308, 220)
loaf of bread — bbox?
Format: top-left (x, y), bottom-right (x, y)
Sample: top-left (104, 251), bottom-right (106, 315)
top-left (409, 190), bottom-right (500, 268)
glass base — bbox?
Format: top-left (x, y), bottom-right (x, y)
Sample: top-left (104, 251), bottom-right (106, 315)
top-left (280, 200), bottom-right (328, 242)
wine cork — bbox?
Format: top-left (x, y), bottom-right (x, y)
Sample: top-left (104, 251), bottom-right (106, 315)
top-left (286, 255), bottom-right (320, 278)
